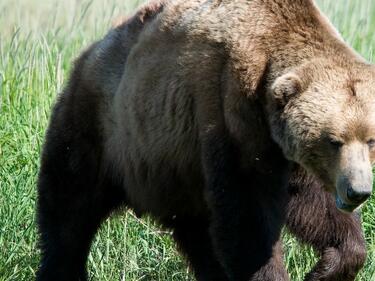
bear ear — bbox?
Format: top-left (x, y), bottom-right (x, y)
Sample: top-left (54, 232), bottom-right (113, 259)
top-left (271, 73), bottom-right (303, 106)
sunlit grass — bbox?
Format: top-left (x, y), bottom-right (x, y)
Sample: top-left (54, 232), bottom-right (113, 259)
top-left (0, 0), bottom-right (374, 280)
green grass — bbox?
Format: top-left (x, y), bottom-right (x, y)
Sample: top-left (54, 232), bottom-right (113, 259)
top-left (0, 0), bottom-right (374, 280)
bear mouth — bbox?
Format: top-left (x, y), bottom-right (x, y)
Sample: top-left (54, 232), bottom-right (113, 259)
top-left (335, 195), bottom-right (359, 213)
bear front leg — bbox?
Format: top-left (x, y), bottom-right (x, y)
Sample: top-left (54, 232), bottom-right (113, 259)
top-left (172, 217), bottom-right (229, 281)
top-left (286, 168), bottom-right (366, 281)
top-left (200, 130), bottom-right (291, 281)
top-left (250, 240), bottom-right (289, 281)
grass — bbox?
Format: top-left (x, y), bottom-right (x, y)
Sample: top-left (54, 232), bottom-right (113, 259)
top-left (0, 0), bottom-right (374, 280)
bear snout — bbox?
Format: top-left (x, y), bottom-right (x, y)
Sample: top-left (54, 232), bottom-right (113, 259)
top-left (346, 186), bottom-right (371, 205)
top-left (335, 172), bottom-right (372, 212)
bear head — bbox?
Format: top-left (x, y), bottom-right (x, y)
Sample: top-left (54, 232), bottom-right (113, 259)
top-left (267, 59), bottom-right (375, 212)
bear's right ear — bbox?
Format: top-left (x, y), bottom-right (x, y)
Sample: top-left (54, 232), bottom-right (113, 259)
top-left (271, 73), bottom-right (302, 106)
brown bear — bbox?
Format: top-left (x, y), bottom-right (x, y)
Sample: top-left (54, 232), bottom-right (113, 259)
top-left (36, 0), bottom-right (373, 280)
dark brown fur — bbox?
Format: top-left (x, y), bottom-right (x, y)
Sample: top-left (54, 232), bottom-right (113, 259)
top-left (36, 1), bottom-right (371, 280)
top-left (252, 167), bottom-right (366, 281)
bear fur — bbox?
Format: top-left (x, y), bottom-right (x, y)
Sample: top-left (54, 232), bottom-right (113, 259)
top-left (36, 0), bottom-right (373, 280)
top-left (252, 167), bottom-right (366, 281)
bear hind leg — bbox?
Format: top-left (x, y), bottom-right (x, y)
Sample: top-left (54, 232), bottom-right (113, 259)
top-left (36, 160), bottom-right (126, 281)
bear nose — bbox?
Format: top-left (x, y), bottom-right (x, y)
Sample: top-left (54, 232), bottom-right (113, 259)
top-left (346, 187), bottom-right (371, 205)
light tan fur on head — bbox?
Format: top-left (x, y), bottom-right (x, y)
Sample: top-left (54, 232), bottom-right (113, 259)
top-left (268, 59), bottom-right (375, 211)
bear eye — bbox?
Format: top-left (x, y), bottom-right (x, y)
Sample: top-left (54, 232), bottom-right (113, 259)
top-left (329, 138), bottom-right (344, 148)
top-left (367, 139), bottom-right (375, 149)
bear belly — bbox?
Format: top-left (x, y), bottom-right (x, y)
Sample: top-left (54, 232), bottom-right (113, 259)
top-left (105, 87), bottom-right (206, 220)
